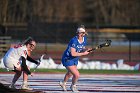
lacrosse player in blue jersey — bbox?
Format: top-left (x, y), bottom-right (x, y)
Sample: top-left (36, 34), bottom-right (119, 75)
top-left (59, 25), bottom-right (91, 92)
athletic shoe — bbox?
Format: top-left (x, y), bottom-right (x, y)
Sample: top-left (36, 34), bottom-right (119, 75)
top-left (9, 84), bottom-right (16, 89)
top-left (21, 84), bottom-right (33, 90)
top-left (70, 84), bottom-right (79, 92)
top-left (59, 81), bottom-right (67, 91)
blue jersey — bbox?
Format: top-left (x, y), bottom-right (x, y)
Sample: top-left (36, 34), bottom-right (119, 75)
top-left (62, 36), bottom-right (87, 67)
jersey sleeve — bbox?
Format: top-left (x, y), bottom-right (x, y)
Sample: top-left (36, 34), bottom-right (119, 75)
top-left (21, 50), bottom-right (28, 58)
top-left (20, 46), bottom-right (28, 59)
top-left (69, 38), bottom-right (77, 49)
top-left (84, 36), bottom-right (87, 46)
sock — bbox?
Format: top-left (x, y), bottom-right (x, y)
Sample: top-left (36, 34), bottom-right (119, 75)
top-left (63, 81), bottom-right (66, 85)
top-left (23, 81), bottom-right (28, 85)
top-left (62, 81), bottom-right (67, 85)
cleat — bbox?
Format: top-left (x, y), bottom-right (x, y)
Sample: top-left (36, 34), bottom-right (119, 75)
top-left (59, 81), bottom-right (67, 91)
top-left (9, 84), bottom-right (16, 89)
top-left (70, 85), bottom-right (79, 92)
top-left (21, 84), bottom-right (33, 90)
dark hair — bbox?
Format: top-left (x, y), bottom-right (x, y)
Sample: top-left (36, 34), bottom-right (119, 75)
top-left (22, 37), bottom-right (35, 45)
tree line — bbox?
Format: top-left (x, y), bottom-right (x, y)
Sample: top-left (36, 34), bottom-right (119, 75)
top-left (0, 0), bottom-right (140, 26)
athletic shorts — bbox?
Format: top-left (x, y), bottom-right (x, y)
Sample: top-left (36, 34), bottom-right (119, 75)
top-left (62, 58), bottom-right (78, 67)
top-left (3, 56), bottom-right (21, 70)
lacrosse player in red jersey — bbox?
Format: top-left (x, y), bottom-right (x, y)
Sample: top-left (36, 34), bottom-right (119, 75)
top-left (3, 37), bottom-right (40, 90)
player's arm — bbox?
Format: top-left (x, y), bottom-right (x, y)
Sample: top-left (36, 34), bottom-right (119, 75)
top-left (21, 56), bottom-right (31, 75)
top-left (27, 55), bottom-right (39, 65)
top-left (71, 47), bottom-right (89, 57)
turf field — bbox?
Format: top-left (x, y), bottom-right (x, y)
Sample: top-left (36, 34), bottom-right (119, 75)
top-left (0, 73), bottom-right (140, 93)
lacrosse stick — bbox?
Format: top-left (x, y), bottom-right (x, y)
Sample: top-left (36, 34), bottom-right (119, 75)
top-left (33, 58), bottom-right (41, 72)
top-left (33, 53), bottom-right (48, 72)
top-left (88, 40), bottom-right (112, 52)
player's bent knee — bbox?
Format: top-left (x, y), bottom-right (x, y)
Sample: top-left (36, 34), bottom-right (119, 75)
top-left (73, 73), bottom-right (80, 79)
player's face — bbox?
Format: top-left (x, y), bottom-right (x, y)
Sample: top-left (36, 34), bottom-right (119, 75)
top-left (78, 32), bottom-right (86, 37)
top-left (27, 41), bottom-right (36, 51)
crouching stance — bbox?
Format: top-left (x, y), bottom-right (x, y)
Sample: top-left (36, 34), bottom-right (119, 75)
top-left (3, 37), bottom-right (40, 90)
top-left (59, 25), bottom-right (91, 92)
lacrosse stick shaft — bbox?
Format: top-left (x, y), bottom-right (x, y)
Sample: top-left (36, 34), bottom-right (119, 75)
top-left (87, 47), bottom-right (98, 52)
top-left (33, 58), bottom-right (41, 72)
top-left (33, 65), bottom-right (39, 72)
top-left (32, 54), bottom-right (46, 72)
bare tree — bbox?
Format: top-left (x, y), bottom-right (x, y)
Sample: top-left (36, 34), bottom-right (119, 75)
top-left (0, 0), bottom-right (140, 25)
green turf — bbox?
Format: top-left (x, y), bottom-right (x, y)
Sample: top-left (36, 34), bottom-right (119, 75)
top-left (0, 68), bottom-right (139, 74)
top-left (34, 69), bottom-right (140, 74)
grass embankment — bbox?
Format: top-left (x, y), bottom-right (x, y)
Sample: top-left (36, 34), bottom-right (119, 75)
top-left (0, 68), bottom-right (139, 74)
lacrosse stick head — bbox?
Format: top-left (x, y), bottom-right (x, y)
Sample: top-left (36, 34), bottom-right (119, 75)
top-left (104, 40), bottom-right (112, 46)
top-left (98, 40), bottom-right (112, 48)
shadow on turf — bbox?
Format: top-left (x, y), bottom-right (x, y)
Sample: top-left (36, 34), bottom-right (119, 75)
top-left (0, 83), bottom-right (43, 93)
